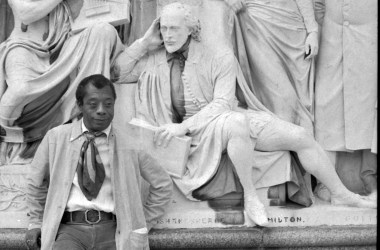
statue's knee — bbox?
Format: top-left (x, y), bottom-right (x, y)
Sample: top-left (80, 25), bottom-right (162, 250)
top-left (226, 113), bottom-right (249, 137)
top-left (89, 23), bottom-right (117, 41)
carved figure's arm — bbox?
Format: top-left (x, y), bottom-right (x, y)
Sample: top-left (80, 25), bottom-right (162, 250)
top-left (115, 18), bottom-right (163, 83)
top-left (295, 0), bottom-right (318, 34)
top-left (313, 0), bottom-right (326, 26)
top-left (138, 152), bottom-right (173, 231)
top-left (8, 0), bottom-right (63, 25)
top-left (114, 39), bottom-right (150, 83)
top-left (26, 130), bottom-right (51, 230)
top-left (295, 0), bottom-right (319, 58)
top-left (181, 52), bottom-right (237, 133)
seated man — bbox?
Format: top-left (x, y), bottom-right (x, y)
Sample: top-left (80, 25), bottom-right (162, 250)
top-left (25, 74), bottom-right (173, 250)
top-left (117, 2), bottom-right (376, 226)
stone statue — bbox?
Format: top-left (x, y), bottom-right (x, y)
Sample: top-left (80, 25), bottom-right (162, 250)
top-left (223, 0), bottom-right (319, 205)
top-left (224, 0), bottom-right (318, 133)
top-left (313, 0), bottom-right (377, 201)
top-left (117, 2), bottom-right (376, 226)
top-left (0, 0), bottom-right (126, 164)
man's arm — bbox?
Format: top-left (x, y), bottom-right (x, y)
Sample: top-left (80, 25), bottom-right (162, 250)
top-left (8, 0), bottom-right (63, 25)
top-left (138, 152), bottom-right (173, 231)
top-left (27, 131), bottom-right (51, 230)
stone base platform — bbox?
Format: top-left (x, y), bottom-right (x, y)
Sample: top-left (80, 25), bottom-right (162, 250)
top-left (153, 185), bottom-right (377, 229)
top-left (1, 225), bottom-right (376, 249)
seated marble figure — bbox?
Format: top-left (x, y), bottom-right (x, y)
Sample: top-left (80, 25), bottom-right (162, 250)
top-left (115, 2), bottom-right (376, 226)
top-left (0, 0), bottom-right (131, 162)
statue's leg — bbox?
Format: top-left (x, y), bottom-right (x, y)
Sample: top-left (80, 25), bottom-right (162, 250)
top-left (1, 46), bottom-right (48, 123)
top-left (222, 112), bottom-right (268, 226)
top-left (255, 118), bottom-right (376, 209)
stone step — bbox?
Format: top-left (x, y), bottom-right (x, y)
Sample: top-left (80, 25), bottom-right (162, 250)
top-left (0, 225), bottom-right (376, 249)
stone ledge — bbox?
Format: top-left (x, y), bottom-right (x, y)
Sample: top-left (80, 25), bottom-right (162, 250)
top-left (1, 225), bottom-right (376, 249)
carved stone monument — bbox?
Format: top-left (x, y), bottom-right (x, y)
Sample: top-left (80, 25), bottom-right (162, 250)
top-left (0, 0), bottom-right (377, 238)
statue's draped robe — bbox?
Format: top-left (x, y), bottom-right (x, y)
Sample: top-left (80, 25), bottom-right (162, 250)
top-left (134, 41), bottom-right (312, 204)
top-left (231, 0), bottom-right (315, 133)
top-left (0, 2), bottom-right (124, 143)
top-left (314, 0), bottom-right (377, 153)
top-left (229, 0), bottom-right (316, 205)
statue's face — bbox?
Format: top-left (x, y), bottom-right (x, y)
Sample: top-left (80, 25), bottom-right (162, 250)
top-left (160, 9), bottom-right (191, 53)
top-left (79, 84), bottom-right (115, 132)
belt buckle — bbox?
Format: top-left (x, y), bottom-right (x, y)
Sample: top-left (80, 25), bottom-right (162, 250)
top-left (84, 209), bottom-right (101, 224)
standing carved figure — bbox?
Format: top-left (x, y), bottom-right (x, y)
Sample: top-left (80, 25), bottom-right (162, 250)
top-left (224, 0), bottom-right (318, 133)
top-left (313, 0), bottom-right (377, 200)
top-left (223, 0), bottom-right (319, 205)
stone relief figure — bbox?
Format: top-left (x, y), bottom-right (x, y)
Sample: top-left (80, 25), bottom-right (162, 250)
top-left (223, 0), bottom-right (319, 206)
top-left (313, 0), bottom-right (377, 201)
top-left (0, 0), bottom-right (126, 164)
top-left (117, 2), bottom-right (376, 226)
top-left (224, 0), bottom-right (318, 133)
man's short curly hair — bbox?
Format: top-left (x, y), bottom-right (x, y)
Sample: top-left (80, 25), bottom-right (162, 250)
top-left (76, 74), bottom-right (116, 106)
top-left (161, 2), bottom-right (201, 42)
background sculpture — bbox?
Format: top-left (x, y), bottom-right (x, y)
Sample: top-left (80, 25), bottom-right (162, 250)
top-left (0, 0), bottom-right (128, 164)
top-left (313, 0), bottom-right (377, 200)
top-left (225, 0), bottom-right (319, 206)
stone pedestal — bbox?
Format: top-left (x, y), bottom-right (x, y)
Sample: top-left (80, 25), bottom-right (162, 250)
top-left (0, 164), bottom-right (29, 228)
top-left (153, 185), bottom-right (377, 229)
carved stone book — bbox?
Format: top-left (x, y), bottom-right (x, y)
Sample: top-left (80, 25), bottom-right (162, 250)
top-left (128, 118), bottom-right (191, 178)
top-left (69, 0), bottom-right (130, 32)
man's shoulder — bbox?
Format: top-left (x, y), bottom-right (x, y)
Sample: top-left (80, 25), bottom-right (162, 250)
top-left (46, 122), bottom-right (75, 138)
top-left (111, 124), bottom-right (140, 152)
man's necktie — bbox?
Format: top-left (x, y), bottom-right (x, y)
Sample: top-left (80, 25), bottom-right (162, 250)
top-left (77, 131), bottom-right (106, 201)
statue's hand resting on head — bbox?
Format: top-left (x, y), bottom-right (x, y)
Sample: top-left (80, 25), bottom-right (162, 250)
top-left (141, 18), bottom-right (164, 52)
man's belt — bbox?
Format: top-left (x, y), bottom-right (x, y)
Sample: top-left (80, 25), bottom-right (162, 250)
top-left (62, 210), bottom-right (116, 225)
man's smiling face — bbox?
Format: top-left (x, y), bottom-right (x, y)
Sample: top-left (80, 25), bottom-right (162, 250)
top-left (78, 83), bottom-right (115, 132)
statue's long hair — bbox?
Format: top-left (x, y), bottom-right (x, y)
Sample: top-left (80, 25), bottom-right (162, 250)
top-left (162, 2), bottom-right (201, 42)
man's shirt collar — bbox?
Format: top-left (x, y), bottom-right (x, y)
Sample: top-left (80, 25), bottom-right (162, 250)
top-left (70, 119), bottom-right (111, 142)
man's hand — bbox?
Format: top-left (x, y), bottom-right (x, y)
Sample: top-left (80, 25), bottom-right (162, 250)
top-left (141, 18), bottom-right (164, 52)
top-left (154, 124), bottom-right (188, 148)
top-left (304, 32), bottom-right (318, 59)
top-left (224, 0), bottom-right (246, 13)
top-left (25, 228), bottom-right (41, 250)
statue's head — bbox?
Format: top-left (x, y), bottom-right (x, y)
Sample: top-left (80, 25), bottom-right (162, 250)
top-left (76, 74), bottom-right (116, 132)
top-left (160, 2), bottom-right (201, 53)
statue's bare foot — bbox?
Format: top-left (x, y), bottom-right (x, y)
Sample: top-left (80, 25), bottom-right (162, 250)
top-left (331, 192), bottom-right (377, 209)
top-left (244, 196), bottom-right (269, 226)
top-left (314, 183), bottom-right (331, 202)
